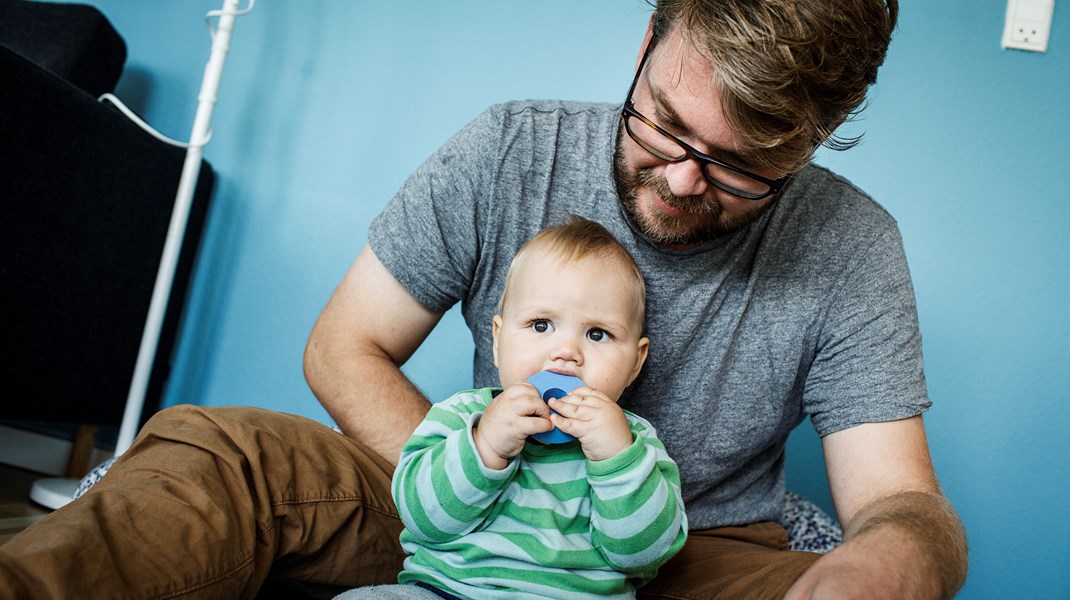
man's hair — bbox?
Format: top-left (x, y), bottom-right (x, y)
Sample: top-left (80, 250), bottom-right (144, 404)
top-left (498, 216), bottom-right (646, 327)
top-left (650, 0), bottom-right (898, 173)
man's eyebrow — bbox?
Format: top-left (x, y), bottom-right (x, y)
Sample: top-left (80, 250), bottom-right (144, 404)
top-left (649, 83), bottom-right (686, 130)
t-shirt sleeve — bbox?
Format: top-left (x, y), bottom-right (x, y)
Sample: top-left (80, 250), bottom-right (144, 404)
top-left (803, 224), bottom-right (931, 436)
top-left (368, 106), bottom-right (503, 313)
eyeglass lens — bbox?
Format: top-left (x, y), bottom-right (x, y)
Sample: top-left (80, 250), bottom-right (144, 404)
top-left (624, 114), bottom-right (772, 199)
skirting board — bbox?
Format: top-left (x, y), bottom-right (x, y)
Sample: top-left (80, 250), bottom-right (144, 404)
top-left (0, 424), bottom-right (112, 477)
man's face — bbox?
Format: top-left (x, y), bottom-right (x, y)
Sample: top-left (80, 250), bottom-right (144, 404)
top-left (492, 251), bottom-right (649, 403)
top-left (615, 32), bottom-right (785, 247)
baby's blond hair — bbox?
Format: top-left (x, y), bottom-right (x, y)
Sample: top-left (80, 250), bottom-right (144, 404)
top-left (498, 216), bottom-right (646, 330)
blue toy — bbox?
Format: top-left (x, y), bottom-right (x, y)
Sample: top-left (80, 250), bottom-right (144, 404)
top-left (527, 370), bottom-right (584, 444)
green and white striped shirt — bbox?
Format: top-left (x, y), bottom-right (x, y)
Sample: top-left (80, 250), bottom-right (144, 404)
top-left (393, 388), bottom-right (687, 599)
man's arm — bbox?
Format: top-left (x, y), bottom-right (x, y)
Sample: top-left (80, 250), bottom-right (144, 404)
top-left (786, 416), bottom-right (968, 600)
top-left (304, 245), bottom-right (443, 465)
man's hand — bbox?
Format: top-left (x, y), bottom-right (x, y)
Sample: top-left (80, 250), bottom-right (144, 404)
top-left (786, 418), bottom-right (968, 599)
top-left (786, 491), bottom-right (967, 600)
top-left (473, 383), bottom-right (554, 469)
top-left (547, 387), bottom-right (633, 461)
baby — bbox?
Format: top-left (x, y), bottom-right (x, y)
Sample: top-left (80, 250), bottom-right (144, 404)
top-left (338, 216), bottom-right (686, 599)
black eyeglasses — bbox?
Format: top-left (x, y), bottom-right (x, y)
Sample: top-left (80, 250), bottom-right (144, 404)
top-left (621, 47), bottom-right (790, 201)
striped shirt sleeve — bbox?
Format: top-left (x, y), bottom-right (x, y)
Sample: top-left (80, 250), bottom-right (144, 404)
top-left (392, 389), bottom-right (517, 543)
top-left (587, 415), bottom-right (688, 577)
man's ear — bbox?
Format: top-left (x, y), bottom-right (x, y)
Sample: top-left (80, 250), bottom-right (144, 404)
top-left (491, 314), bottom-right (503, 369)
top-left (627, 336), bottom-right (651, 386)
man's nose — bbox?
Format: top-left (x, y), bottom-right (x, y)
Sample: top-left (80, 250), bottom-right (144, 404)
top-left (663, 158), bottom-right (710, 198)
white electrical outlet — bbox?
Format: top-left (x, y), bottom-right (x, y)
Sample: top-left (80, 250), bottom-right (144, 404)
top-left (1002, 0), bottom-right (1055, 52)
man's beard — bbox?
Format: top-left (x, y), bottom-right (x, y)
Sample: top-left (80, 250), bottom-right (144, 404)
top-left (613, 132), bottom-right (774, 247)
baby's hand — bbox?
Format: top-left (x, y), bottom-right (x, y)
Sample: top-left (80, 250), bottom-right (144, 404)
top-left (473, 383), bottom-right (553, 469)
top-left (548, 387), bottom-right (632, 461)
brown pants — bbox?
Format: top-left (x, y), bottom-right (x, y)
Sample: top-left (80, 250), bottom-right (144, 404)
top-left (0, 406), bottom-right (818, 599)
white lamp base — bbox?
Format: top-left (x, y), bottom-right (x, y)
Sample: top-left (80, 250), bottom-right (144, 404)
top-left (29, 477), bottom-right (78, 510)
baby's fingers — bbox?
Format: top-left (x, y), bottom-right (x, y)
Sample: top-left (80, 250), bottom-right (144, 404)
top-left (548, 395), bottom-right (595, 421)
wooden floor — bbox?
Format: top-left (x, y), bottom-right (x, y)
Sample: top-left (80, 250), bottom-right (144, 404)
top-left (0, 464), bottom-right (52, 545)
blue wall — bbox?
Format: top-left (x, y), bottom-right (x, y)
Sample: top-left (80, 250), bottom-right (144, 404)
top-left (70, 1), bottom-right (1068, 598)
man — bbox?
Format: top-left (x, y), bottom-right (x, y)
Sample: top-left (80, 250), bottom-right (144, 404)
top-left (0, 1), bottom-right (966, 598)
top-left (306, 0), bottom-right (967, 598)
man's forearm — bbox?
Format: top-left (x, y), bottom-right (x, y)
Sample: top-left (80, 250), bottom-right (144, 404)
top-left (303, 246), bottom-right (443, 465)
top-left (843, 490), bottom-right (968, 599)
top-left (304, 343), bottom-right (431, 466)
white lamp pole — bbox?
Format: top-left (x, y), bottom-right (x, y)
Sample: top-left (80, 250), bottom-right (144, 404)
top-left (114, 0), bottom-right (245, 456)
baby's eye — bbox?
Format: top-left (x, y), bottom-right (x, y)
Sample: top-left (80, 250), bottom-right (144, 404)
top-left (531, 320), bottom-right (554, 334)
top-left (587, 328), bottom-right (609, 342)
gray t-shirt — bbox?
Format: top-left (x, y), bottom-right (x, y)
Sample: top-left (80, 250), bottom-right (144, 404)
top-left (369, 100), bottom-right (930, 529)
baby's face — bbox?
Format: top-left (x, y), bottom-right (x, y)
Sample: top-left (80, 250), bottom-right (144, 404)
top-left (492, 252), bottom-right (648, 402)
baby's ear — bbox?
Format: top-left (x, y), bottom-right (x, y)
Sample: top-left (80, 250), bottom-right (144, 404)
top-left (629, 336), bottom-right (650, 385)
top-left (491, 315), bottom-right (503, 368)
